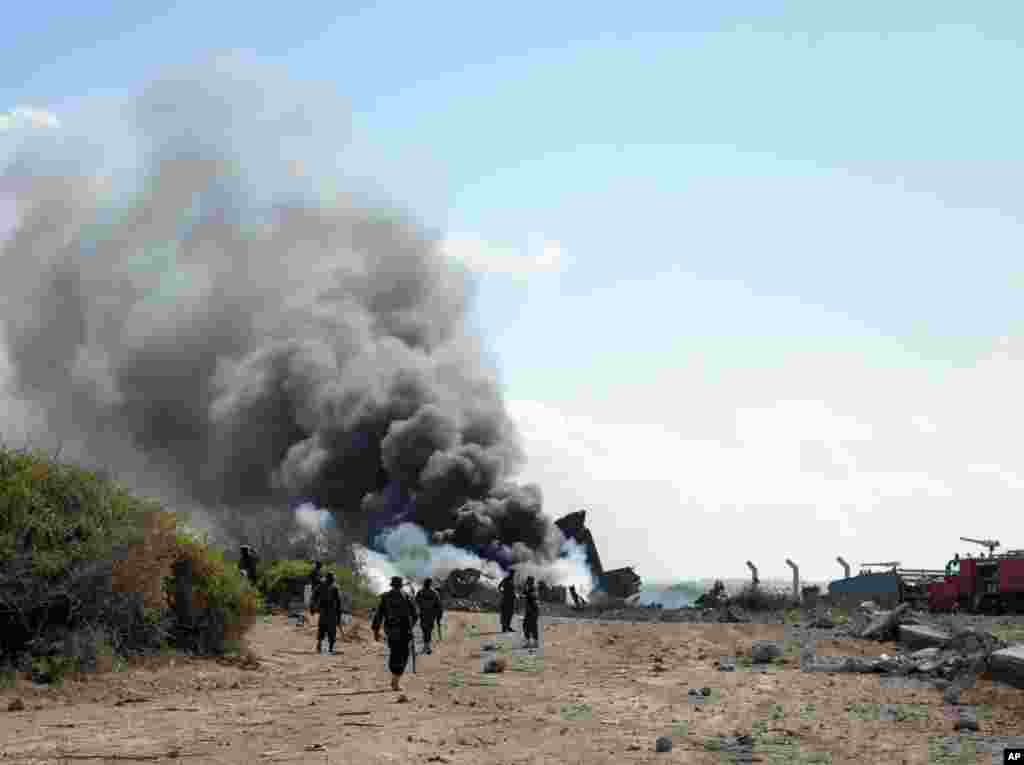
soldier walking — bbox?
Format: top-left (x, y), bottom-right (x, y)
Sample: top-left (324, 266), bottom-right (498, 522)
top-left (498, 568), bottom-right (517, 632)
top-left (372, 576), bottom-right (419, 691)
top-left (522, 575), bottom-right (540, 648)
top-left (314, 572), bottom-right (343, 654)
top-left (414, 578), bottom-right (444, 655)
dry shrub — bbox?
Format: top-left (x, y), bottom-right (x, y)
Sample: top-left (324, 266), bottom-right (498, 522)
top-left (227, 588), bottom-right (261, 643)
top-left (168, 532), bottom-right (262, 651)
top-left (111, 510), bottom-right (179, 609)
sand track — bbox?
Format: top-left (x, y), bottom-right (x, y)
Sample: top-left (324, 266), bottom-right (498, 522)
top-left (2, 611), bottom-right (1023, 764)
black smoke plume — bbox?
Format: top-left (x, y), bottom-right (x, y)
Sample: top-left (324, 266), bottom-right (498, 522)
top-left (0, 57), bottom-right (564, 565)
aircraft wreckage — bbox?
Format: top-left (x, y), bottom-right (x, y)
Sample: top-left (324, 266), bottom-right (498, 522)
top-left (439, 510), bottom-right (642, 605)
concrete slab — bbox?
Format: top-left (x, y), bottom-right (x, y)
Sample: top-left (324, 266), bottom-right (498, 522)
top-left (898, 624), bottom-right (952, 650)
top-left (988, 643), bottom-right (1024, 689)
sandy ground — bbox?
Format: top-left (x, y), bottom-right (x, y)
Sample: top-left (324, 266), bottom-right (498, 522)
top-left (1, 610), bottom-right (1023, 765)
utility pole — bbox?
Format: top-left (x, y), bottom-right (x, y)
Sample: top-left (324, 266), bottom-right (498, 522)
top-left (785, 559), bottom-right (800, 603)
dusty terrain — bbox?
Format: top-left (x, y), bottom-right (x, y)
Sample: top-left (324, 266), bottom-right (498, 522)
top-left (2, 610), bottom-right (1023, 765)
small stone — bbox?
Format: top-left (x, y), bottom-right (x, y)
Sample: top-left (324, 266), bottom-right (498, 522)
top-left (655, 736), bottom-right (673, 752)
top-left (626, 743), bottom-right (642, 751)
top-left (7, 698), bottom-right (25, 712)
top-left (953, 712), bottom-right (978, 732)
top-left (396, 694), bottom-right (409, 703)
top-left (482, 657), bottom-right (507, 673)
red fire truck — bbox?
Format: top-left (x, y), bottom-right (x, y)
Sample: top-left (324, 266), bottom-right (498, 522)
top-left (927, 537), bottom-right (1024, 613)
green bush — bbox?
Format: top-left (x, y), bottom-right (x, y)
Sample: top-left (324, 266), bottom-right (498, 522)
top-left (0, 447), bottom-right (153, 579)
top-left (31, 655), bottom-right (79, 687)
top-left (258, 559), bottom-right (377, 611)
top-left (0, 447), bottom-right (166, 663)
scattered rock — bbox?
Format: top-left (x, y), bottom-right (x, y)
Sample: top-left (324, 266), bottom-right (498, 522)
top-left (953, 709), bottom-right (979, 732)
top-left (655, 736), bottom-right (673, 752)
top-left (859, 603), bottom-right (909, 641)
top-left (750, 641), bottom-right (782, 663)
top-left (7, 698), bottom-right (24, 712)
top-left (482, 657), bottom-right (507, 673)
top-left (396, 694), bottom-right (409, 703)
top-left (947, 627), bottom-right (1005, 655)
top-left (717, 607), bottom-right (748, 624)
top-left (626, 743), bottom-right (641, 751)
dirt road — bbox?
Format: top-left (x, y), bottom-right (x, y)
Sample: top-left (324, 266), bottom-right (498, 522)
top-left (2, 611), bottom-right (1023, 764)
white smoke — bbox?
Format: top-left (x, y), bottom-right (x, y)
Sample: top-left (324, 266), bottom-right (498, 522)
top-left (636, 586), bottom-right (698, 609)
top-left (353, 521), bottom-right (595, 598)
top-left (506, 537), bottom-right (595, 598)
top-left (292, 502), bottom-right (332, 555)
top-left (293, 502), bottom-right (331, 535)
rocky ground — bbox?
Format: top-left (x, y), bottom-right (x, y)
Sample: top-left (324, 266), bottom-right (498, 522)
top-left (1, 605), bottom-right (1023, 764)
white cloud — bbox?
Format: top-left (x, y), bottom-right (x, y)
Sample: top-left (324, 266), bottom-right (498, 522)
top-left (507, 336), bottom-right (1024, 585)
top-left (439, 233), bottom-right (567, 275)
top-left (0, 106), bottom-right (61, 131)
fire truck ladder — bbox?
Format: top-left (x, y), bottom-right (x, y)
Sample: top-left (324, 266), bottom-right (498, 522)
top-left (960, 537), bottom-right (1000, 557)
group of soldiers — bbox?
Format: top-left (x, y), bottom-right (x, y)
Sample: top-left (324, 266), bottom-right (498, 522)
top-left (307, 561), bottom-right (354, 654)
top-left (308, 562), bottom-right (545, 691)
top-left (369, 575), bottom-right (445, 691)
top-left (498, 568), bottom-right (541, 648)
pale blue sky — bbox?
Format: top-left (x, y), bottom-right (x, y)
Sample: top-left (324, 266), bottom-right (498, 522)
top-left (4, 2), bottom-right (1024, 580)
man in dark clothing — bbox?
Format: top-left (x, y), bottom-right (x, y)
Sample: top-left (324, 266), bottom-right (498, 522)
top-left (414, 578), bottom-right (444, 655)
top-left (522, 576), bottom-right (540, 648)
top-left (239, 546), bottom-right (259, 581)
top-left (309, 561), bottom-right (324, 591)
top-left (498, 569), bottom-right (517, 632)
top-left (314, 572), bottom-right (343, 654)
top-left (372, 576), bottom-right (418, 690)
